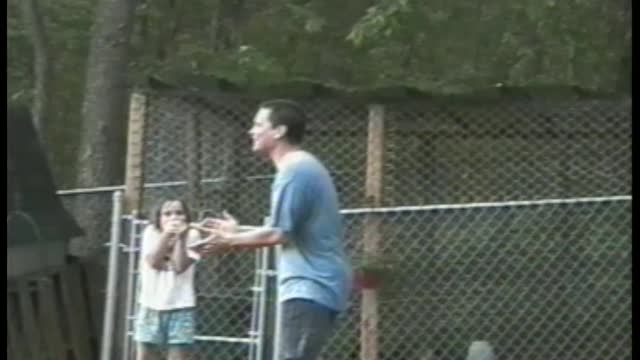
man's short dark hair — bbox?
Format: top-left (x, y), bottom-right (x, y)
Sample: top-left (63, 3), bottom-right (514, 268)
top-left (259, 99), bottom-right (308, 145)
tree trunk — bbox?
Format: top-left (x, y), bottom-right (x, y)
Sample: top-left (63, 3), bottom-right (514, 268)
top-left (77, 0), bottom-right (137, 189)
top-left (71, 2), bottom-right (137, 357)
top-left (72, 0), bottom-right (136, 258)
top-left (210, 0), bottom-right (246, 52)
top-left (19, 0), bottom-right (51, 137)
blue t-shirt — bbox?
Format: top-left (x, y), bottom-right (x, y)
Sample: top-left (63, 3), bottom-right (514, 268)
top-left (269, 152), bottom-right (352, 312)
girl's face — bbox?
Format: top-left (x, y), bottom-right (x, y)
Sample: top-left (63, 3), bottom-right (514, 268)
top-left (159, 201), bottom-right (187, 230)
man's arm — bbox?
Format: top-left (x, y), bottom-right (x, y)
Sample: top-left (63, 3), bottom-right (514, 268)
top-left (203, 173), bottom-right (308, 253)
top-left (203, 226), bottom-right (286, 254)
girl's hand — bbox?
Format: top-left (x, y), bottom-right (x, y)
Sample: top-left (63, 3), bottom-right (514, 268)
top-left (165, 219), bottom-right (188, 236)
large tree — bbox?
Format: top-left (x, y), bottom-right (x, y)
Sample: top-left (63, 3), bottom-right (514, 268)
top-left (69, 0), bottom-right (136, 259)
top-left (18, 0), bottom-right (51, 136)
top-left (77, 0), bottom-right (137, 188)
top-left (7, 0), bottom-right (631, 188)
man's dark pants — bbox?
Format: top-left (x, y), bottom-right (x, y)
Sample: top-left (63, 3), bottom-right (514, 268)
top-left (279, 299), bottom-right (338, 360)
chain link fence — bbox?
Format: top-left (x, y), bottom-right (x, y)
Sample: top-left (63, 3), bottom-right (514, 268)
top-left (115, 217), bottom-right (273, 360)
top-left (61, 189), bottom-right (117, 257)
top-left (327, 198), bottom-right (631, 360)
top-left (61, 91), bottom-right (631, 359)
top-left (134, 93), bottom-right (630, 211)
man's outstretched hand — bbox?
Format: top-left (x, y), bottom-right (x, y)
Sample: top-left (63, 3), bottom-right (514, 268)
top-left (200, 210), bottom-right (239, 233)
top-left (196, 233), bottom-right (234, 256)
top-left (191, 211), bottom-right (242, 256)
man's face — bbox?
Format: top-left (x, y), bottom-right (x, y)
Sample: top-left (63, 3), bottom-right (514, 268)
top-left (249, 107), bottom-right (280, 155)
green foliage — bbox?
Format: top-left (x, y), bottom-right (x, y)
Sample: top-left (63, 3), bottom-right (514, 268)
top-left (130, 0), bottom-right (630, 93)
top-left (346, 0), bottom-right (411, 47)
top-left (6, 0), bottom-right (630, 186)
top-left (7, 0), bottom-right (96, 187)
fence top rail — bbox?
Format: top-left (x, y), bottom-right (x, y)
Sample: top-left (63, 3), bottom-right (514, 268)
top-left (56, 171), bottom-right (371, 195)
top-left (340, 195), bottom-right (632, 215)
top-left (58, 183), bottom-right (631, 213)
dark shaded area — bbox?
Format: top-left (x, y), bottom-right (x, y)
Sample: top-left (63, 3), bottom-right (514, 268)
top-left (7, 105), bottom-right (84, 246)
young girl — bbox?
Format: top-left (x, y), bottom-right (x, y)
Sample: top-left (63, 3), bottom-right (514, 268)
top-left (134, 199), bottom-right (211, 360)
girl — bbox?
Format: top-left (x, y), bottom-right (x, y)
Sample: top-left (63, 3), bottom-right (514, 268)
top-left (134, 199), bottom-right (211, 360)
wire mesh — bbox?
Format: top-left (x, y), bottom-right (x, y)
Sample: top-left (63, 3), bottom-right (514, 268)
top-left (325, 199), bottom-right (631, 360)
top-left (61, 190), bottom-right (115, 257)
top-left (118, 218), bottom-right (263, 360)
top-left (383, 99), bottom-right (631, 205)
top-left (65, 92), bottom-right (630, 360)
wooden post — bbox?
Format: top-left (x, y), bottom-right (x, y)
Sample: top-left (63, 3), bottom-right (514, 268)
top-left (124, 92), bottom-right (147, 215)
top-left (17, 280), bottom-right (43, 360)
top-left (61, 265), bottom-right (93, 359)
top-left (7, 293), bottom-right (24, 359)
top-left (218, 117), bottom-right (241, 215)
top-left (37, 278), bottom-right (66, 360)
top-left (120, 92), bottom-right (146, 358)
top-left (361, 104), bottom-right (385, 360)
top-left (186, 111), bottom-right (203, 212)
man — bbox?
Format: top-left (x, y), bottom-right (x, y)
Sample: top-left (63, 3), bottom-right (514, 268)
top-left (204, 99), bottom-right (352, 360)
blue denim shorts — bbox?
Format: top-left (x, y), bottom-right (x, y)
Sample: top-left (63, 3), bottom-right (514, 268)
top-left (134, 306), bottom-right (196, 346)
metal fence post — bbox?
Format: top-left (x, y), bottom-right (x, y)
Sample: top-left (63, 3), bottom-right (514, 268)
top-left (100, 190), bottom-right (124, 360)
top-left (122, 218), bottom-right (146, 359)
top-left (271, 244), bottom-right (283, 360)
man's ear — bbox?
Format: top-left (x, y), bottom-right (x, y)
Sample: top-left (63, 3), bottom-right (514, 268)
top-left (274, 124), bottom-right (287, 140)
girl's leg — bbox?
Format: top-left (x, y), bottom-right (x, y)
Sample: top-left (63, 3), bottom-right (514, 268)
top-left (135, 307), bottom-right (164, 360)
top-left (166, 308), bottom-right (196, 360)
top-left (168, 346), bottom-right (193, 360)
top-left (136, 343), bottom-right (162, 360)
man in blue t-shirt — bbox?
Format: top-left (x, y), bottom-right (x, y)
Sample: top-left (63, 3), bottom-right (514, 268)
top-left (204, 99), bottom-right (352, 360)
